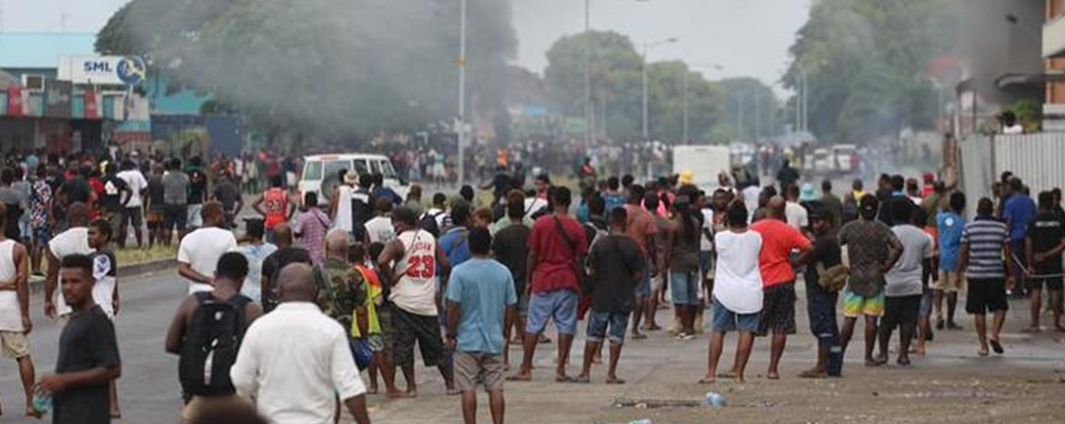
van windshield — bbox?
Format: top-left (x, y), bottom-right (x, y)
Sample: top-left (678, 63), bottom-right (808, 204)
top-left (303, 161), bottom-right (323, 181)
top-left (324, 160), bottom-right (357, 180)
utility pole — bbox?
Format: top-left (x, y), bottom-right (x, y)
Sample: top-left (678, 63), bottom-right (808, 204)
top-left (641, 38), bottom-right (677, 142)
top-left (456, 0), bottom-right (467, 187)
top-left (584, 0), bottom-right (592, 153)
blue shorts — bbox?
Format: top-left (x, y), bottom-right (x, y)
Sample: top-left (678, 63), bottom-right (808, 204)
top-left (586, 310), bottom-right (630, 345)
top-left (919, 288), bottom-right (934, 318)
top-left (805, 285), bottom-right (840, 348)
top-left (710, 297), bottom-right (760, 333)
top-left (670, 270), bottom-right (700, 305)
top-left (635, 270), bottom-right (652, 298)
top-left (526, 289), bottom-right (578, 335)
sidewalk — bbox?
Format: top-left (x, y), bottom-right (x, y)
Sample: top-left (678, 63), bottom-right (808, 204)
top-left (361, 287), bottom-right (1065, 424)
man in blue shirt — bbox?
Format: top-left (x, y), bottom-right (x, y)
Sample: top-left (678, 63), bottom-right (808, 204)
top-left (445, 227), bottom-right (518, 424)
top-left (1003, 178), bottom-right (1037, 295)
top-left (935, 192), bottom-right (967, 331)
top-left (440, 204), bottom-right (472, 269)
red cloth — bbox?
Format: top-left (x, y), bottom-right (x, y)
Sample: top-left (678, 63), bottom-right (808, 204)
top-left (262, 188), bottom-right (288, 229)
top-left (84, 89), bottom-right (98, 118)
top-left (527, 214), bottom-right (587, 294)
top-left (5, 85), bottom-right (22, 117)
top-left (751, 219), bottom-right (811, 287)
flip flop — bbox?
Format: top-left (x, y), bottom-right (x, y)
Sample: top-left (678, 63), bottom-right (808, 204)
top-left (555, 375), bottom-right (575, 383)
top-left (605, 377), bottom-right (626, 385)
top-left (631, 333), bottom-right (647, 340)
top-left (798, 370), bottom-right (826, 379)
top-left (697, 378), bottom-right (716, 385)
top-left (977, 349), bottom-right (989, 357)
top-left (506, 374), bottom-right (532, 382)
top-left (572, 376), bottom-right (591, 384)
top-left (989, 339), bottom-right (1004, 355)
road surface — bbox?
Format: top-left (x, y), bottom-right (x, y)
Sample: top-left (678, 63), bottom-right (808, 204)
top-left (0, 270), bottom-right (1063, 423)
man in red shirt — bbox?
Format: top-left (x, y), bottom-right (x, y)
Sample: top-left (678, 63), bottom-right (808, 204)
top-left (510, 187), bottom-right (587, 383)
top-left (750, 196), bottom-right (814, 380)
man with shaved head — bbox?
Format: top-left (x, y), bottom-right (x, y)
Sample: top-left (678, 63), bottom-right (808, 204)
top-left (749, 196), bottom-right (814, 380)
top-left (231, 262), bottom-right (371, 424)
top-left (259, 223), bottom-right (310, 312)
top-left (317, 229), bottom-right (367, 349)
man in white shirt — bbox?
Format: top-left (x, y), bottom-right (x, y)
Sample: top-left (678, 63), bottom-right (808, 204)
top-left (178, 202), bottom-right (238, 294)
top-left (116, 160), bottom-right (149, 249)
top-left (784, 184), bottom-right (809, 231)
top-left (44, 202), bottom-right (93, 320)
top-left (231, 262), bottom-right (371, 424)
top-left (364, 197), bottom-right (396, 246)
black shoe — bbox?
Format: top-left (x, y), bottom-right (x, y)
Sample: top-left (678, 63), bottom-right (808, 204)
top-left (935, 319), bottom-right (945, 330)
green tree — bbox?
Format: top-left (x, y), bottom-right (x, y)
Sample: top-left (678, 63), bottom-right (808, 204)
top-left (96, 0), bottom-right (517, 143)
top-left (786, 0), bottom-right (958, 143)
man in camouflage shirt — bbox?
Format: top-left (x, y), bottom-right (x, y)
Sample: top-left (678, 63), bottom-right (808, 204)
top-left (317, 230), bottom-right (368, 336)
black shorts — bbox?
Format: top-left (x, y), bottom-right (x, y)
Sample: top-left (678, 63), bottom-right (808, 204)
top-left (966, 278), bottom-right (1008, 314)
top-left (164, 204), bottom-right (188, 231)
top-left (881, 294), bottom-right (921, 334)
top-left (122, 207), bottom-right (144, 229)
top-left (756, 281), bottom-right (797, 337)
top-left (1027, 276), bottom-right (1064, 291)
top-left (392, 307), bottom-right (446, 368)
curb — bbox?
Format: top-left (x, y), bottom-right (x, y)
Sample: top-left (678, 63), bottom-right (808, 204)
top-left (28, 258), bottom-right (177, 295)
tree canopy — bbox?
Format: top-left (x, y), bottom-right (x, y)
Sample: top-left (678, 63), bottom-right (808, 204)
top-left (785, 0), bottom-right (958, 143)
top-left (97, 0), bottom-right (516, 144)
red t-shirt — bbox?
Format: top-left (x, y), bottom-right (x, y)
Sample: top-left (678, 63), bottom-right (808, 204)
top-left (751, 218), bottom-right (811, 287)
top-left (528, 214), bottom-right (588, 294)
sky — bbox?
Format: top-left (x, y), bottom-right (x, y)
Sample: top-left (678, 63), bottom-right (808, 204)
top-left (0, 0), bottom-right (811, 93)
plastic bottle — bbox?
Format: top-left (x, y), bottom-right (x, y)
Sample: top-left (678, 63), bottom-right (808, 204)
top-left (32, 388), bottom-right (52, 415)
top-left (627, 419), bottom-right (652, 424)
top-left (705, 391), bottom-right (726, 407)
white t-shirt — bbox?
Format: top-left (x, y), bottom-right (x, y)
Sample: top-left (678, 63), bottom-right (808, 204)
top-left (117, 169), bottom-right (149, 208)
top-left (178, 227), bottom-right (238, 294)
top-left (333, 185), bottom-right (353, 232)
top-left (0, 240), bottom-right (22, 331)
top-left (49, 227), bottom-right (94, 316)
top-left (700, 209), bottom-right (715, 252)
top-left (364, 216), bottom-right (396, 245)
top-left (742, 186), bottom-right (761, 220)
top-left (884, 225), bottom-right (934, 297)
top-left (785, 201), bottom-right (808, 230)
top-left (712, 230), bottom-right (764, 314)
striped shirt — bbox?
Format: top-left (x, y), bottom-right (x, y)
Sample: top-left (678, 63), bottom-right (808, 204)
top-left (961, 218), bottom-right (1008, 279)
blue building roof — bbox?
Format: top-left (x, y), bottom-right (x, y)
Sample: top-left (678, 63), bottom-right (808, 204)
top-left (0, 32), bottom-right (96, 69)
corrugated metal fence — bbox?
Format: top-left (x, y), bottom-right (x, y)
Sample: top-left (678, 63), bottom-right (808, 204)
top-left (959, 132), bottom-right (1065, 217)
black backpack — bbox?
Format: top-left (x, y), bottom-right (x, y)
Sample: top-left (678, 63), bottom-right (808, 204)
top-left (178, 292), bottom-right (252, 397)
top-left (419, 211), bottom-right (444, 237)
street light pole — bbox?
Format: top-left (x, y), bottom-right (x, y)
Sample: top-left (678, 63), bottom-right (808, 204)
top-left (584, 0), bottom-right (592, 153)
top-left (457, 0), bottom-right (467, 187)
top-left (641, 37), bottom-right (677, 142)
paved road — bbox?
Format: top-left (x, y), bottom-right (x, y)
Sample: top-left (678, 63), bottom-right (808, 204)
top-left (1, 270), bottom-right (1063, 423)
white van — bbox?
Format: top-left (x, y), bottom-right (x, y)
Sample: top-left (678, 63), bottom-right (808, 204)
top-left (298, 153), bottom-right (409, 204)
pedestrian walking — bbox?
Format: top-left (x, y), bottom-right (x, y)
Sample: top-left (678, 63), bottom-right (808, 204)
top-left (177, 202), bottom-right (238, 294)
top-left (799, 207), bottom-right (844, 378)
top-left (294, 192), bottom-right (331, 264)
top-left (935, 193), bottom-right (967, 331)
top-left (960, 198), bottom-right (1014, 356)
top-left (703, 202), bottom-right (762, 383)
top-left (0, 204), bottom-right (37, 417)
top-left (36, 254), bottom-right (121, 424)
top-left (230, 263), bottom-right (371, 424)
top-left (575, 207), bottom-right (643, 384)
top-left (444, 227), bottom-right (517, 424)
top-left (44, 203), bottom-right (93, 322)
top-left (878, 204), bottom-right (933, 366)
top-left (166, 252), bottom-right (261, 423)
top-left (838, 195), bottom-right (902, 367)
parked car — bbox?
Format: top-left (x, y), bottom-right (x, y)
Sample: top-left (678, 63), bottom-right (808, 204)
top-left (298, 153), bottom-right (409, 205)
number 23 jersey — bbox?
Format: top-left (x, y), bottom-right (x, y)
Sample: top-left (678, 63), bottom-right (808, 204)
top-left (390, 230), bottom-right (440, 316)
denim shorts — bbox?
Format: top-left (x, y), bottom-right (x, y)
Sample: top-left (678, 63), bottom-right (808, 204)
top-left (526, 289), bottom-right (578, 335)
top-left (805, 285), bottom-right (840, 348)
top-left (635, 270), bottom-right (652, 298)
top-left (710, 297), bottom-right (760, 333)
top-left (670, 270), bottom-right (700, 305)
top-left (919, 288), bottom-right (934, 318)
top-left (586, 310), bottom-right (630, 345)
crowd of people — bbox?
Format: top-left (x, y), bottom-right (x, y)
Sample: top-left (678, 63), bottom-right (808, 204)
top-left (0, 141), bottom-right (1062, 424)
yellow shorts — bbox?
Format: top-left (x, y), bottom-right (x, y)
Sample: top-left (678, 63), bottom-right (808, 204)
top-left (934, 271), bottom-right (966, 293)
top-left (0, 331), bottom-right (29, 359)
top-left (842, 289), bottom-right (885, 318)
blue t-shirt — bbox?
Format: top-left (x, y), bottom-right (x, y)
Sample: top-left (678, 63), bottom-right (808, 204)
top-left (936, 211), bottom-right (965, 272)
top-left (1003, 195), bottom-right (1037, 243)
top-left (439, 227), bottom-right (471, 268)
top-left (445, 258), bottom-right (517, 354)
top-left (604, 194), bottom-right (626, 213)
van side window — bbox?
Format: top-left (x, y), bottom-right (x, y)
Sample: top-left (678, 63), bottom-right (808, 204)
top-left (303, 161), bottom-right (323, 181)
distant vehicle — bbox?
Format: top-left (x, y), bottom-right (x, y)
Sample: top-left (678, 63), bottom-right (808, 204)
top-left (673, 145), bottom-right (732, 191)
top-left (298, 153), bottom-right (409, 205)
top-left (832, 144), bottom-right (860, 174)
top-left (812, 148), bottom-right (833, 173)
top-left (728, 143), bottom-right (755, 168)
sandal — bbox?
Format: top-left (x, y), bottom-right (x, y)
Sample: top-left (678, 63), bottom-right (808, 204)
top-left (989, 339), bottom-right (1004, 355)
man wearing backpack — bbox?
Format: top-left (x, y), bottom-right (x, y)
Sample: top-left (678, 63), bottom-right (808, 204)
top-left (166, 252), bottom-right (263, 423)
top-left (419, 192), bottom-right (451, 237)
